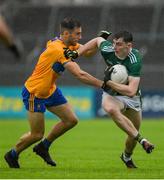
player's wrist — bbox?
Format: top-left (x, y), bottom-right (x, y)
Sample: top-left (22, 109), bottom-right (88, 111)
top-left (72, 50), bottom-right (79, 59)
top-left (101, 81), bottom-right (111, 91)
top-left (101, 81), bottom-right (106, 90)
top-left (64, 48), bottom-right (79, 59)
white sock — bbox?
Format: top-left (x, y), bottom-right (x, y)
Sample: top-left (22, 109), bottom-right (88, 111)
top-left (123, 153), bottom-right (132, 162)
top-left (140, 138), bottom-right (147, 145)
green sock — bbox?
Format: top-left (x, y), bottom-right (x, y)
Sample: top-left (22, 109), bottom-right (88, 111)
top-left (124, 151), bottom-right (132, 158)
top-left (134, 133), bottom-right (143, 143)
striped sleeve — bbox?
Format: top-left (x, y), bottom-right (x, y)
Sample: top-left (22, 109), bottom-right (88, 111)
top-left (128, 50), bottom-right (142, 77)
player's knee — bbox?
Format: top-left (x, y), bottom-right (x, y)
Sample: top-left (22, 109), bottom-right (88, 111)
top-left (70, 117), bottom-right (78, 126)
top-left (103, 105), bottom-right (118, 116)
top-left (32, 132), bottom-right (44, 141)
top-left (67, 117), bottom-right (78, 127)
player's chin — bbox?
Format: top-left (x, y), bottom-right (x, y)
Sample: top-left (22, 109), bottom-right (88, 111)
top-left (72, 40), bottom-right (78, 46)
top-left (73, 42), bottom-right (77, 46)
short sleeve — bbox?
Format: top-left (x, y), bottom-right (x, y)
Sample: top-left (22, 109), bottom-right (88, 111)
top-left (99, 40), bottom-right (114, 57)
top-left (128, 50), bottom-right (142, 77)
top-left (128, 63), bottom-right (142, 77)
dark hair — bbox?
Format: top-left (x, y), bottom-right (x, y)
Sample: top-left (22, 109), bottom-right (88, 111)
top-left (60, 17), bottom-right (81, 32)
top-left (114, 31), bottom-right (133, 42)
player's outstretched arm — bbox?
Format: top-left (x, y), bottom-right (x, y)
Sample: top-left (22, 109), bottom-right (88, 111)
top-left (78, 37), bottom-right (105, 56)
top-left (78, 30), bottom-right (112, 57)
top-left (64, 37), bottom-right (105, 60)
top-left (64, 30), bottom-right (111, 59)
top-left (78, 44), bottom-right (97, 58)
top-left (64, 61), bottom-right (103, 88)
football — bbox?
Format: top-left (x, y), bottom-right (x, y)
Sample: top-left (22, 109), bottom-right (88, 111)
top-left (110, 64), bottom-right (128, 84)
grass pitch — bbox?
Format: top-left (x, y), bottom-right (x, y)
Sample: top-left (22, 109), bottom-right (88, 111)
top-left (0, 118), bottom-right (164, 179)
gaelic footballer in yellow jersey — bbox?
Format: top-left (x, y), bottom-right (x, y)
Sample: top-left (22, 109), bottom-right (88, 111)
top-left (25, 37), bottom-right (80, 99)
top-left (4, 17), bottom-right (104, 168)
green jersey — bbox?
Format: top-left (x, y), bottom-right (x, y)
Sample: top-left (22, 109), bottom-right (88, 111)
top-left (99, 40), bottom-right (142, 96)
top-left (99, 40), bottom-right (142, 77)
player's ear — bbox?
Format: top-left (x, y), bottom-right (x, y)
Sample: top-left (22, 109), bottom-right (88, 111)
top-left (127, 42), bottom-right (132, 48)
top-left (63, 30), bottom-right (70, 37)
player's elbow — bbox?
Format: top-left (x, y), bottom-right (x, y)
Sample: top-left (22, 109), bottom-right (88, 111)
top-left (83, 48), bottom-right (97, 57)
top-left (127, 89), bottom-right (137, 97)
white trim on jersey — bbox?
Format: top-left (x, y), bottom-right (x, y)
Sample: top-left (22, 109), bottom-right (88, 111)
top-left (128, 52), bottom-right (137, 64)
top-left (102, 46), bottom-right (114, 52)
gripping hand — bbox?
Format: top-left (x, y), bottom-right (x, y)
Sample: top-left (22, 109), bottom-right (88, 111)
top-left (101, 66), bottom-right (114, 91)
top-left (64, 48), bottom-right (79, 59)
top-left (98, 30), bottom-right (112, 40)
top-left (104, 66), bottom-right (114, 83)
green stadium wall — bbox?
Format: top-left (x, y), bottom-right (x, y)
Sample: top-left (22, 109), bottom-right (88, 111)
top-left (1, 87), bottom-right (164, 119)
top-left (0, 86), bottom-right (96, 119)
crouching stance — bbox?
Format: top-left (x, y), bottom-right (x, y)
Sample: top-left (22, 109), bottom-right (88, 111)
top-left (64, 30), bottom-right (154, 168)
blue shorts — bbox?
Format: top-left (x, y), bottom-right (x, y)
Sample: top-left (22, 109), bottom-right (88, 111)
top-left (22, 87), bottom-right (67, 113)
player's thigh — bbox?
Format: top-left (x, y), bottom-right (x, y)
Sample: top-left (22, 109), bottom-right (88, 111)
top-left (123, 109), bottom-right (142, 130)
top-left (102, 93), bottom-right (124, 111)
top-left (28, 111), bottom-right (45, 134)
top-left (46, 103), bottom-right (78, 122)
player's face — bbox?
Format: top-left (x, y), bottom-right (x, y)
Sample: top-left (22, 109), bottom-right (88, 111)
top-left (113, 38), bottom-right (131, 59)
top-left (67, 27), bottom-right (82, 46)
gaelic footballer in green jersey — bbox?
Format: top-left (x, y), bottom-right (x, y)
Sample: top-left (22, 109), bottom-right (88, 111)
top-left (100, 40), bottom-right (142, 77)
top-left (64, 31), bottom-right (155, 169)
top-left (99, 40), bottom-right (142, 96)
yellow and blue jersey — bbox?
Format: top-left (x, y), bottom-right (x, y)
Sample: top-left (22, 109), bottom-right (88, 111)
top-left (25, 37), bottom-right (80, 99)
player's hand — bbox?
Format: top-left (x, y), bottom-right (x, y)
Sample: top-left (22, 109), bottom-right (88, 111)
top-left (104, 66), bottom-right (114, 83)
top-left (98, 30), bottom-right (112, 40)
top-left (101, 66), bottom-right (114, 91)
top-left (8, 44), bottom-right (21, 58)
top-left (64, 48), bottom-right (79, 59)
top-left (101, 81), bottom-right (108, 91)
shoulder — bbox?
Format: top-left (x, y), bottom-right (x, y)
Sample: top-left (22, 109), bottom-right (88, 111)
top-left (46, 39), bottom-right (63, 53)
top-left (128, 48), bottom-right (142, 64)
top-left (99, 40), bottom-right (114, 53)
top-left (126, 49), bottom-right (142, 77)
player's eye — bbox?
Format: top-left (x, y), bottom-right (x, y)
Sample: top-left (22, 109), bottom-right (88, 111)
top-left (76, 32), bottom-right (81, 36)
top-left (116, 42), bottom-right (121, 46)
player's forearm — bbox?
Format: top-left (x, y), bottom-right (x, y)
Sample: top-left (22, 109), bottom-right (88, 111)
top-left (65, 61), bottom-right (103, 88)
top-left (107, 81), bottom-right (138, 97)
top-left (77, 38), bottom-right (99, 56)
top-left (83, 47), bottom-right (97, 57)
top-left (76, 70), bottom-right (103, 88)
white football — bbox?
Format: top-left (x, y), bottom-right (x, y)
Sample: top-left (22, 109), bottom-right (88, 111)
top-left (110, 64), bottom-right (128, 84)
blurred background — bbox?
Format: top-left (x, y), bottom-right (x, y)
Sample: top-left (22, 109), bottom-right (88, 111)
top-left (0, 0), bottom-right (164, 119)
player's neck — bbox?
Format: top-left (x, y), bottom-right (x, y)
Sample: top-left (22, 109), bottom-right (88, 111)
top-left (115, 53), bottom-right (127, 60)
top-left (60, 35), bottom-right (70, 47)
